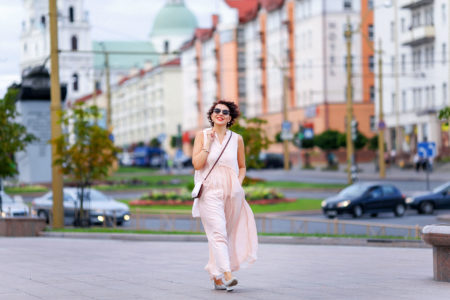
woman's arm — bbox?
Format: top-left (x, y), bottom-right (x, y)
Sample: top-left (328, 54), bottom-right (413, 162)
top-left (192, 130), bottom-right (212, 170)
top-left (237, 135), bottom-right (246, 184)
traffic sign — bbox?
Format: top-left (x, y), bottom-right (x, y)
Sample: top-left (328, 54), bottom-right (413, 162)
top-left (378, 120), bottom-right (386, 130)
top-left (417, 142), bottom-right (436, 158)
top-left (281, 121), bottom-right (293, 141)
top-left (304, 128), bottom-right (314, 139)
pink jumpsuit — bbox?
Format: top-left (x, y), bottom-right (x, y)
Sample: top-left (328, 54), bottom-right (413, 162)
top-left (192, 129), bottom-right (258, 279)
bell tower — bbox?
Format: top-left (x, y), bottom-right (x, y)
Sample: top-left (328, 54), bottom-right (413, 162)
top-left (20, 0), bottom-right (93, 103)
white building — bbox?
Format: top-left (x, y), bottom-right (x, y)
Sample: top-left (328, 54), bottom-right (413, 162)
top-left (375, 0), bottom-right (450, 155)
top-left (111, 59), bottom-right (182, 152)
top-left (20, 0), bottom-right (93, 103)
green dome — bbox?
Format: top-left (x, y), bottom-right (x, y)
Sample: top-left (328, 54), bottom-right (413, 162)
top-left (150, 1), bottom-right (198, 37)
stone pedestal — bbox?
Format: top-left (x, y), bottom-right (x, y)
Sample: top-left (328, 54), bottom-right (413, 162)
top-left (0, 218), bottom-right (46, 237)
top-left (422, 224), bottom-right (450, 282)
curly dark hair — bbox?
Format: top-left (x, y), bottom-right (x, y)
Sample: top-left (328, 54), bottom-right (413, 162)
top-left (207, 100), bottom-right (240, 128)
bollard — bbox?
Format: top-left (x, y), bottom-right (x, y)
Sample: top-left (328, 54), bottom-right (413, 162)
top-left (136, 208), bottom-right (140, 230)
top-left (333, 218), bottom-right (338, 235)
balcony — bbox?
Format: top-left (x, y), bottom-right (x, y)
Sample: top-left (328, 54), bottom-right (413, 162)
top-left (400, 0), bottom-right (433, 9)
top-left (401, 25), bottom-right (435, 47)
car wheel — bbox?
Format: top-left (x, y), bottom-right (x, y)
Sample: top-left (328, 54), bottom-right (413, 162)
top-left (370, 213), bottom-right (378, 218)
top-left (327, 215), bottom-right (336, 219)
top-left (38, 210), bottom-right (49, 224)
top-left (394, 203), bottom-right (406, 217)
top-left (352, 205), bottom-right (363, 218)
top-left (419, 201), bottom-right (434, 214)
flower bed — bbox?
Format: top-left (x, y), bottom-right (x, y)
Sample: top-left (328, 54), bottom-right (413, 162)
top-left (129, 187), bottom-right (292, 206)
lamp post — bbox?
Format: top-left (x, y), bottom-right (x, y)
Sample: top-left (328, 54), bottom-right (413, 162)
top-left (345, 17), bottom-right (356, 184)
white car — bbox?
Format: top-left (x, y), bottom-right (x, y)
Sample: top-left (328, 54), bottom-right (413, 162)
top-left (0, 191), bottom-right (29, 217)
top-left (32, 188), bottom-right (130, 226)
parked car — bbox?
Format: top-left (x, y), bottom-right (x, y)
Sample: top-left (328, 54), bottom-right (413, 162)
top-left (133, 146), bottom-right (166, 167)
top-left (406, 182), bottom-right (450, 214)
top-left (258, 153), bottom-right (292, 169)
top-left (0, 191), bottom-right (29, 217)
top-left (321, 182), bottom-right (406, 218)
top-left (32, 188), bottom-right (130, 226)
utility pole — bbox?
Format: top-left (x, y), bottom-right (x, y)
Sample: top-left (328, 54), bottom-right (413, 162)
top-left (104, 51), bottom-right (112, 131)
top-left (345, 17), bottom-right (355, 184)
top-left (282, 73), bottom-right (290, 170)
top-left (393, 0), bottom-right (401, 154)
top-left (49, 0), bottom-right (64, 228)
top-left (377, 40), bottom-right (386, 178)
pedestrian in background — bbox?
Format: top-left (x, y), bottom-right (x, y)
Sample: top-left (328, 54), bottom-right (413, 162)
top-left (192, 100), bottom-right (258, 292)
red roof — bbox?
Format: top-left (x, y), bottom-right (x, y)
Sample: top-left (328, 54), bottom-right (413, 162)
top-left (259, 0), bottom-right (284, 12)
top-left (225, 0), bottom-right (259, 23)
top-left (74, 89), bottom-right (102, 104)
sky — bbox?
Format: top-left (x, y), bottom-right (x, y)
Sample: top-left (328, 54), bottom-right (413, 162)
top-left (0, 0), bottom-right (236, 98)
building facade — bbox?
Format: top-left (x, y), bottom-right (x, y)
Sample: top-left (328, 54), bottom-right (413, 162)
top-left (20, 0), bottom-right (93, 103)
top-left (375, 0), bottom-right (450, 156)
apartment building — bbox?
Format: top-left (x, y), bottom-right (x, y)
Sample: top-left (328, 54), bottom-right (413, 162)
top-left (375, 0), bottom-right (450, 155)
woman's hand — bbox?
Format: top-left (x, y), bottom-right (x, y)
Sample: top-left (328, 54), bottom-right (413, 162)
top-left (204, 129), bottom-right (215, 150)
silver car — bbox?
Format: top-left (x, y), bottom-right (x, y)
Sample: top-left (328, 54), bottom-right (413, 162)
top-left (32, 188), bottom-right (130, 226)
top-left (0, 191), bottom-right (29, 217)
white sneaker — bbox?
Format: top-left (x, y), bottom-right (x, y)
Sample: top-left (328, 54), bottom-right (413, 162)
top-left (214, 282), bottom-right (226, 290)
top-left (223, 277), bottom-right (238, 290)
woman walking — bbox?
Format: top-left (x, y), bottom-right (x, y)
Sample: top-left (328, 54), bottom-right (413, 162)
top-left (192, 100), bottom-right (258, 291)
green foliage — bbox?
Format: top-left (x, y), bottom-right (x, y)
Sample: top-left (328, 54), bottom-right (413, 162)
top-left (0, 86), bottom-right (38, 179)
top-left (338, 131), bottom-right (368, 150)
top-left (170, 135), bottom-right (181, 148)
top-left (275, 131), bottom-right (282, 143)
top-left (51, 103), bottom-right (120, 223)
top-left (230, 117), bottom-right (272, 169)
top-left (314, 130), bottom-right (341, 151)
top-left (149, 138), bottom-right (160, 148)
top-left (439, 107), bottom-right (450, 124)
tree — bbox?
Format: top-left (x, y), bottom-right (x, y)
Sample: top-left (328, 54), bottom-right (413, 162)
top-left (439, 107), bottom-right (450, 124)
top-left (230, 117), bottom-right (272, 169)
top-left (314, 130), bottom-right (341, 168)
top-left (149, 137), bottom-right (161, 148)
top-left (51, 103), bottom-right (120, 226)
top-left (338, 131), bottom-right (369, 150)
top-left (0, 86), bottom-right (37, 213)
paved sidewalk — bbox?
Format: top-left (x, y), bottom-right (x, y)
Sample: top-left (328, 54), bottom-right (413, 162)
top-left (0, 237), bottom-right (448, 299)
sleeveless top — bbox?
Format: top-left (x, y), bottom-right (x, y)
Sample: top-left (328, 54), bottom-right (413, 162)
top-left (192, 128), bottom-right (240, 217)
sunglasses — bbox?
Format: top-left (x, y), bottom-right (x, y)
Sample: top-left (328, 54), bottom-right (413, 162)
top-left (213, 108), bottom-right (230, 115)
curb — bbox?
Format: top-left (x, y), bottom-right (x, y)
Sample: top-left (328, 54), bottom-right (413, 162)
top-left (39, 232), bottom-right (428, 248)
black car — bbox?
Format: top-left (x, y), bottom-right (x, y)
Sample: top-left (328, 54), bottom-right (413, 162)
top-left (258, 153), bottom-right (292, 169)
top-left (322, 182), bottom-right (406, 218)
top-left (406, 182), bottom-right (450, 214)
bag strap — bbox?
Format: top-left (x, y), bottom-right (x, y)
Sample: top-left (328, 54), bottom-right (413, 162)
top-left (203, 131), bottom-right (233, 181)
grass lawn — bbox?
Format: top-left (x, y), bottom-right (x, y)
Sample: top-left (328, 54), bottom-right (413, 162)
top-left (47, 228), bottom-right (420, 240)
top-left (252, 181), bottom-right (345, 189)
top-left (5, 186), bottom-right (49, 194)
top-left (114, 167), bottom-right (158, 174)
top-left (120, 198), bottom-right (322, 215)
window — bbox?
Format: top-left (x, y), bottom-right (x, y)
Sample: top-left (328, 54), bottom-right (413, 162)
top-left (164, 40), bottom-right (169, 54)
top-left (370, 85), bottom-right (375, 102)
top-left (368, 24), bottom-right (374, 40)
top-left (382, 185), bottom-right (397, 196)
top-left (401, 54), bottom-right (406, 74)
top-left (402, 91), bottom-right (407, 112)
top-left (391, 93), bottom-right (396, 114)
top-left (368, 0), bottom-right (374, 10)
top-left (443, 3), bottom-right (447, 23)
top-left (370, 115), bottom-right (375, 132)
top-left (369, 187), bottom-right (382, 198)
top-left (390, 21), bottom-right (394, 42)
top-left (72, 73), bottom-right (79, 91)
top-left (369, 55), bottom-right (374, 72)
top-left (40, 15), bottom-right (46, 27)
top-left (431, 85), bottom-right (436, 107)
top-left (344, 0), bottom-right (352, 10)
top-left (391, 56), bottom-right (395, 73)
top-left (23, 43), bottom-right (27, 53)
top-left (71, 35), bottom-right (78, 51)
top-left (69, 6), bottom-right (74, 23)
top-left (401, 18), bottom-right (405, 32)
top-left (444, 83), bottom-right (448, 105)
top-left (443, 43), bottom-right (447, 64)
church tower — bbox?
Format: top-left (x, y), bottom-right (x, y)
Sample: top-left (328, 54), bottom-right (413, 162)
top-left (20, 0), bottom-right (93, 103)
